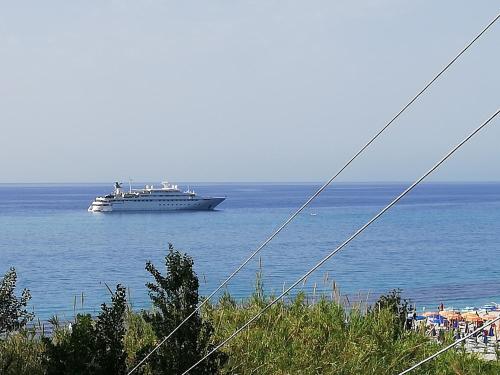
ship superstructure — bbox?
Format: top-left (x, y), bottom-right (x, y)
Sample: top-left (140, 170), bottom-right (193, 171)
top-left (88, 182), bottom-right (225, 212)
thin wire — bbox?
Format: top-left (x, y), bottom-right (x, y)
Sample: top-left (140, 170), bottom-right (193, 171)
top-left (127, 13), bottom-right (500, 375)
top-left (398, 315), bottom-right (500, 375)
top-left (182, 109), bottom-right (500, 374)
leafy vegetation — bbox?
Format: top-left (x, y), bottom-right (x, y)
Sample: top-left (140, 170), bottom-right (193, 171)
top-left (43, 284), bottom-right (127, 375)
top-left (207, 290), bottom-right (500, 375)
top-left (2, 249), bottom-right (500, 374)
top-left (139, 244), bottom-right (227, 374)
top-left (0, 330), bottom-right (45, 375)
top-left (123, 311), bottom-right (156, 373)
top-left (0, 267), bottom-right (34, 335)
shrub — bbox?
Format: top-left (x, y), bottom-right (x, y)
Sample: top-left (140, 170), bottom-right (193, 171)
top-left (370, 288), bottom-right (410, 332)
top-left (207, 289), bottom-right (500, 375)
top-left (43, 284), bottom-right (128, 375)
top-left (124, 311), bottom-right (156, 374)
top-left (0, 330), bottom-right (45, 375)
top-left (95, 284), bottom-right (127, 374)
top-left (139, 244), bottom-right (227, 374)
top-left (0, 267), bottom-right (34, 335)
top-left (44, 313), bottom-right (97, 375)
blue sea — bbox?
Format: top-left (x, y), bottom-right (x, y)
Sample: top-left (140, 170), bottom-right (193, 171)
top-left (0, 182), bottom-right (499, 319)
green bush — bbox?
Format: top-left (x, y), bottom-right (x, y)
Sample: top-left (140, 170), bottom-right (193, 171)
top-left (124, 311), bottom-right (156, 374)
top-left (138, 244), bottom-right (228, 375)
top-left (4, 251), bottom-right (500, 375)
top-left (206, 290), bottom-right (500, 375)
top-left (0, 267), bottom-right (34, 335)
top-left (0, 330), bottom-right (45, 375)
top-left (43, 284), bottom-right (127, 375)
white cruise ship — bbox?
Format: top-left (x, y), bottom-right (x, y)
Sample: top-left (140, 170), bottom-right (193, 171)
top-left (88, 182), bottom-right (225, 212)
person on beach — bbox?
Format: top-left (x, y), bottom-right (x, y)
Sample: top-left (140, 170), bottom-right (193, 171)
top-left (438, 328), bottom-right (444, 343)
top-left (411, 311), bottom-right (417, 330)
top-left (405, 317), bottom-right (412, 330)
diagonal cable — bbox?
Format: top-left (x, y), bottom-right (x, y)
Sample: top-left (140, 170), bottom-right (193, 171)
top-left (182, 108), bottom-right (499, 374)
top-left (127, 13), bottom-right (499, 375)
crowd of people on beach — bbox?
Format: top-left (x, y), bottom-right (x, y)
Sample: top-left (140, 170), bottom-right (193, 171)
top-left (406, 302), bottom-right (499, 345)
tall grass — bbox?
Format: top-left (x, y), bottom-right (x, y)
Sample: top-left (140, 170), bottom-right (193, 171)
top-left (0, 331), bottom-right (45, 375)
top-left (2, 274), bottom-right (500, 374)
top-left (203, 289), bottom-right (500, 375)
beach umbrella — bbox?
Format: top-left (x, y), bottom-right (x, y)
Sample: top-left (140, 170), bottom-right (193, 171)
top-left (414, 315), bottom-right (426, 321)
top-left (483, 310), bottom-right (500, 317)
top-left (439, 311), bottom-right (461, 319)
top-left (423, 311), bottom-right (439, 317)
top-left (429, 316), bottom-right (447, 325)
top-left (481, 314), bottom-right (497, 320)
top-left (462, 312), bottom-right (480, 319)
top-left (446, 313), bottom-right (462, 321)
top-left (465, 315), bottom-right (483, 323)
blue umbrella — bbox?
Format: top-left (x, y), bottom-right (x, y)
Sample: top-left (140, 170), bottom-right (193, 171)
top-left (429, 316), bottom-right (447, 325)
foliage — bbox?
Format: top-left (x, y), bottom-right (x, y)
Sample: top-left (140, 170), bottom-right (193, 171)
top-left (0, 330), bottom-right (45, 375)
top-left (0, 267), bottom-right (34, 335)
top-left (95, 284), bottom-right (128, 374)
top-left (44, 313), bottom-right (96, 375)
top-left (371, 289), bottom-right (410, 323)
top-left (124, 310), bottom-right (156, 374)
top-left (369, 288), bottom-right (411, 339)
top-left (3, 254), bottom-right (500, 375)
top-left (43, 284), bottom-right (128, 375)
top-left (140, 244), bottom-right (227, 374)
top-left (205, 288), bottom-right (500, 375)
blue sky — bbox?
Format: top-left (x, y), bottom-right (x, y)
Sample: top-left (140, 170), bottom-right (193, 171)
top-left (0, 1), bottom-right (498, 182)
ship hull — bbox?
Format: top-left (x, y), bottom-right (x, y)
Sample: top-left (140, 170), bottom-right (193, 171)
top-left (88, 197), bottom-right (225, 212)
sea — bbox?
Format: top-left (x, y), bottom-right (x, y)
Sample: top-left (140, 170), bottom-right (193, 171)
top-left (0, 182), bottom-right (499, 320)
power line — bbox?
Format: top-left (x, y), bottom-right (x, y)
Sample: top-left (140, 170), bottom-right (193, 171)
top-left (127, 13), bottom-right (500, 375)
top-left (182, 108), bottom-right (500, 374)
top-left (398, 315), bottom-right (500, 375)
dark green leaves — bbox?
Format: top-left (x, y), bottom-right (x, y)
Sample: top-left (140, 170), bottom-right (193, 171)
top-left (141, 243), bottom-right (227, 374)
top-left (0, 267), bottom-right (34, 335)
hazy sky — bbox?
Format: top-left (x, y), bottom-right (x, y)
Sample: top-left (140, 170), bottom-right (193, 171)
top-left (0, 1), bottom-right (499, 183)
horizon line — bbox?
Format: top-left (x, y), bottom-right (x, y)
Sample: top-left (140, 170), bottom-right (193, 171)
top-left (1, 180), bottom-right (499, 185)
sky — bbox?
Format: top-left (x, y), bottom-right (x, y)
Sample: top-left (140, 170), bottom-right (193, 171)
top-left (0, 1), bottom-right (499, 183)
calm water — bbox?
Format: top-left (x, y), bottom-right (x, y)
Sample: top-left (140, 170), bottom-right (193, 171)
top-left (1, 182), bottom-right (499, 319)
